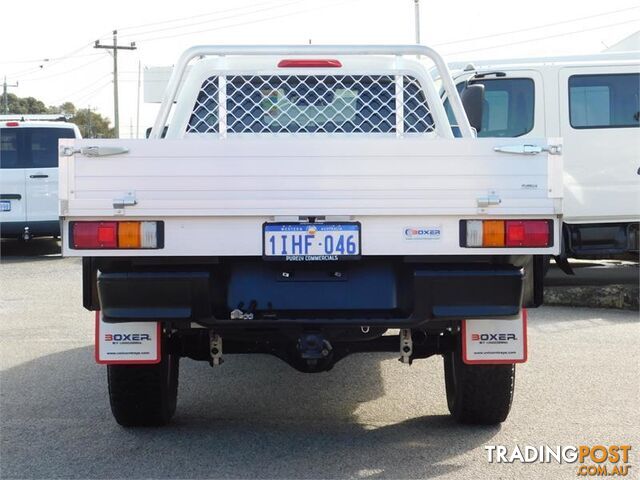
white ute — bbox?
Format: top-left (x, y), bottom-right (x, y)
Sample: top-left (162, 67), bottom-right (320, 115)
top-left (59, 45), bottom-right (563, 427)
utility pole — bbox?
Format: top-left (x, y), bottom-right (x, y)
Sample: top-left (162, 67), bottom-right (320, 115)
top-left (87, 105), bottom-right (93, 138)
top-left (136, 60), bottom-right (141, 139)
top-left (94, 30), bottom-right (136, 138)
top-left (2, 76), bottom-right (19, 114)
top-left (413, 0), bottom-right (421, 44)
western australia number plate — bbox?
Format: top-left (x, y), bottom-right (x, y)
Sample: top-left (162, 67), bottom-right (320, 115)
top-left (0, 201), bottom-right (11, 212)
top-left (263, 223), bottom-right (360, 261)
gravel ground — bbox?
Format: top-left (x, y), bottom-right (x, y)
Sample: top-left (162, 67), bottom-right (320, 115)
top-left (1, 239), bottom-right (638, 479)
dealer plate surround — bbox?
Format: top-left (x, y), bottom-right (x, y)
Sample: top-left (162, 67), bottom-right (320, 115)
top-left (263, 222), bottom-right (361, 261)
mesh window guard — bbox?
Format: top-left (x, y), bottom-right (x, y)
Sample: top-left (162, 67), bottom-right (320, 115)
top-left (186, 75), bottom-right (434, 134)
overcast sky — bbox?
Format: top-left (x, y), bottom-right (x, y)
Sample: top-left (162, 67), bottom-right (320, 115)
top-left (2, 0), bottom-right (638, 137)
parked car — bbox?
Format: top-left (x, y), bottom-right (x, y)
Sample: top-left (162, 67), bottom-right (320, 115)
top-left (441, 52), bottom-right (639, 262)
top-left (59, 45), bottom-right (562, 427)
top-left (0, 115), bottom-right (81, 240)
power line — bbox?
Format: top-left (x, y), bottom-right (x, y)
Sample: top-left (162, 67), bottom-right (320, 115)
top-left (136, 0), bottom-right (362, 44)
top-left (51, 73), bottom-right (113, 105)
top-left (18, 55), bottom-right (108, 82)
top-left (0, 45), bottom-right (96, 65)
top-left (119, 0), bottom-right (302, 42)
top-left (4, 0), bottom-right (348, 81)
top-left (4, 50), bottom-right (104, 80)
top-left (116, 0), bottom-right (289, 35)
top-left (73, 80), bottom-right (113, 104)
top-left (1, 42), bottom-right (101, 79)
top-left (435, 5), bottom-right (640, 47)
top-left (446, 18), bottom-right (640, 56)
top-left (0, 0), bottom-right (293, 73)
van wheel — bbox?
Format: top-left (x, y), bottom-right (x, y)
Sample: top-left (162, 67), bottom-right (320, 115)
top-left (443, 334), bottom-right (515, 425)
top-left (107, 350), bottom-right (179, 427)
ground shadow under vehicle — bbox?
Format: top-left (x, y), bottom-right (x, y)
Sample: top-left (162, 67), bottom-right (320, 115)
top-left (0, 237), bottom-right (61, 262)
top-left (0, 346), bottom-right (500, 479)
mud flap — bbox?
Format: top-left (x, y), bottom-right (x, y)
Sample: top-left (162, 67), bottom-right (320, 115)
top-left (462, 309), bottom-right (528, 364)
top-left (95, 311), bottom-right (161, 365)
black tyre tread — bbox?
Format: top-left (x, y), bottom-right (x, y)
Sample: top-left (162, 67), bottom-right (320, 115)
top-left (108, 355), bottom-right (178, 427)
top-left (444, 337), bottom-right (515, 425)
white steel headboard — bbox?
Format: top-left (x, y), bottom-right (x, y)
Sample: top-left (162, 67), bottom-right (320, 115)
top-left (150, 45), bottom-right (473, 139)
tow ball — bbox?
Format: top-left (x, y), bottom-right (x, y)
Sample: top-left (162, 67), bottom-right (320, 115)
top-left (290, 332), bottom-right (334, 372)
top-left (297, 333), bottom-right (332, 360)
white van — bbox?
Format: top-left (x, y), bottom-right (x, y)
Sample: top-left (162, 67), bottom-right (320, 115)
top-left (0, 115), bottom-right (81, 240)
top-left (443, 52), bottom-right (639, 261)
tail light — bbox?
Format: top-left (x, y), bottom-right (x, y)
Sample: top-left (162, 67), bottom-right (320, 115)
top-left (70, 221), bottom-right (162, 249)
top-left (462, 220), bottom-right (551, 248)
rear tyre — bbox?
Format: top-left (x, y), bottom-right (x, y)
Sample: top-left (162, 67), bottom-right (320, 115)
top-left (444, 333), bottom-right (515, 425)
top-left (107, 347), bottom-right (179, 427)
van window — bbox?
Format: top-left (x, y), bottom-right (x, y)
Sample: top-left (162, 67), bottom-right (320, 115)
top-left (569, 73), bottom-right (640, 129)
top-left (444, 78), bottom-right (534, 137)
top-left (0, 130), bottom-right (19, 168)
top-left (0, 127), bottom-right (75, 169)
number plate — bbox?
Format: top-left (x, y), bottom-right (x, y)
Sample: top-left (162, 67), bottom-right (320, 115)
top-left (263, 223), bottom-right (361, 261)
top-left (0, 201), bottom-right (11, 212)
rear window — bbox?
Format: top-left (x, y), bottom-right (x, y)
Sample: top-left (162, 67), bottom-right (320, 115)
top-left (569, 73), bottom-right (640, 129)
top-left (187, 75), bottom-right (435, 134)
top-left (0, 127), bottom-right (75, 169)
top-left (0, 130), bottom-right (19, 168)
top-left (470, 78), bottom-right (534, 137)
top-left (444, 78), bottom-right (535, 137)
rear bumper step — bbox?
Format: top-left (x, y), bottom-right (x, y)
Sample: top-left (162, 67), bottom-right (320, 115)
top-left (0, 220), bottom-right (59, 238)
top-left (97, 264), bottom-right (524, 327)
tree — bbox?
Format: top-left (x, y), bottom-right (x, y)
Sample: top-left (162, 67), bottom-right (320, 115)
top-left (0, 93), bottom-right (48, 114)
top-left (0, 93), bottom-right (115, 138)
top-left (48, 101), bottom-right (77, 117)
top-left (69, 107), bottom-right (115, 138)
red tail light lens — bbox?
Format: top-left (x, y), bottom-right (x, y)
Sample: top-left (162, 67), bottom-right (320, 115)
top-left (72, 222), bottom-right (118, 249)
top-left (277, 59), bottom-right (342, 68)
top-left (506, 221), bottom-right (550, 247)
